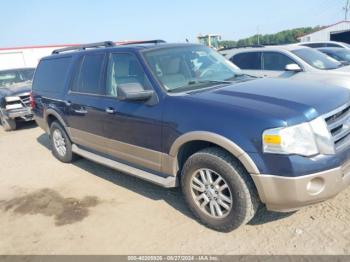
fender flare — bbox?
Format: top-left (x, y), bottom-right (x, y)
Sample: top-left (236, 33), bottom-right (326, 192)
top-left (169, 131), bottom-right (260, 175)
top-left (44, 108), bottom-right (72, 138)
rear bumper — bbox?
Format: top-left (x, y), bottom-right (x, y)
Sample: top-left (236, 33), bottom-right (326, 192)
top-left (251, 161), bottom-right (350, 212)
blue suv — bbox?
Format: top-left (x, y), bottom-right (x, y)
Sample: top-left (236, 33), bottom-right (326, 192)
top-left (31, 40), bottom-right (350, 232)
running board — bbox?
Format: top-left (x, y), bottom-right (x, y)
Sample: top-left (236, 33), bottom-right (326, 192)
top-left (72, 144), bottom-right (177, 188)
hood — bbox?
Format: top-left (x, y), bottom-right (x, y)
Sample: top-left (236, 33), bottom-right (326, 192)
top-left (189, 78), bottom-right (350, 126)
top-left (333, 64), bottom-right (350, 73)
top-left (0, 83), bottom-right (32, 98)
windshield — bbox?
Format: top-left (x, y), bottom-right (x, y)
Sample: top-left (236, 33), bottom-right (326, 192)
top-left (0, 69), bottom-right (34, 88)
top-left (292, 48), bottom-right (342, 70)
top-left (143, 45), bottom-right (242, 92)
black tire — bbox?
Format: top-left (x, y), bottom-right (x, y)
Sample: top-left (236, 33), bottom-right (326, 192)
top-left (181, 147), bottom-right (260, 232)
top-left (0, 116), bottom-right (16, 131)
top-left (50, 121), bottom-right (75, 163)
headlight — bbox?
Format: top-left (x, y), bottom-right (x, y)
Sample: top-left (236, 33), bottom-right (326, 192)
top-left (5, 96), bottom-right (20, 102)
top-left (263, 117), bottom-right (334, 156)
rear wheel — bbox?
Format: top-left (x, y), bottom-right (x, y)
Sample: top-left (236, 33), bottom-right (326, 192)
top-left (181, 147), bottom-right (260, 232)
top-left (50, 121), bottom-right (75, 163)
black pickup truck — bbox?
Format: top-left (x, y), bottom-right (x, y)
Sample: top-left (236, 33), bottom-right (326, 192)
top-left (0, 68), bottom-right (35, 131)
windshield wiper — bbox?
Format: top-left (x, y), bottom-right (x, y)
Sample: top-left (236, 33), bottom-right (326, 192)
top-left (197, 80), bottom-right (232, 84)
top-left (234, 73), bottom-right (260, 79)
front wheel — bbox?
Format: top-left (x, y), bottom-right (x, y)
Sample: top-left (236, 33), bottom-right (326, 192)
top-left (0, 115), bottom-right (16, 131)
top-left (181, 147), bottom-right (260, 232)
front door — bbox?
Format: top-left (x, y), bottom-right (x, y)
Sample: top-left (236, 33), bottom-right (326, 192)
top-left (101, 52), bottom-right (163, 172)
top-left (261, 51), bottom-right (299, 78)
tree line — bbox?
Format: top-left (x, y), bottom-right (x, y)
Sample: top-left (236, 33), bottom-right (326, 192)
top-left (219, 26), bottom-right (324, 49)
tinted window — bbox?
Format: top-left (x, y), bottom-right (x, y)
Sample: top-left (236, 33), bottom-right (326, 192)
top-left (32, 57), bottom-right (71, 92)
top-left (326, 43), bottom-right (341, 48)
top-left (72, 54), bottom-right (105, 94)
top-left (301, 43), bottom-right (325, 48)
top-left (292, 48), bottom-right (341, 70)
top-left (263, 52), bottom-right (296, 71)
top-left (106, 53), bottom-right (150, 96)
top-left (231, 52), bottom-right (261, 70)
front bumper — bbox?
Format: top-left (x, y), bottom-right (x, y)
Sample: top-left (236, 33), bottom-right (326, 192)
top-left (251, 160), bottom-right (350, 212)
top-left (5, 107), bottom-right (33, 121)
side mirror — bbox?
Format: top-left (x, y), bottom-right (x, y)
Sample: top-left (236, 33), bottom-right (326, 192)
top-left (285, 64), bottom-right (302, 72)
top-left (117, 82), bottom-right (154, 101)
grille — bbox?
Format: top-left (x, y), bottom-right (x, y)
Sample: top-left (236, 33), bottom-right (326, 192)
top-left (324, 104), bottom-right (350, 151)
top-left (19, 93), bottom-right (31, 107)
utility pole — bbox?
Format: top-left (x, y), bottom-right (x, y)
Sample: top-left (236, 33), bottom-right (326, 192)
top-left (345, 0), bottom-right (350, 21)
top-left (257, 26), bottom-right (260, 45)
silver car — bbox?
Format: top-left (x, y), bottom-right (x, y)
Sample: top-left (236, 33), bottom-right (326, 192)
top-left (296, 41), bottom-right (350, 49)
top-left (221, 45), bottom-right (350, 88)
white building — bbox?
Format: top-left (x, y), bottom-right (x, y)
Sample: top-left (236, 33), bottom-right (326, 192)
top-left (299, 21), bottom-right (350, 43)
top-left (0, 44), bottom-right (78, 70)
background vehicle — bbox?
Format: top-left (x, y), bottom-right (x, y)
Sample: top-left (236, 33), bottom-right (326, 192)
top-left (32, 41), bottom-right (350, 232)
top-left (318, 47), bottom-right (350, 65)
top-left (297, 41), bottom-right (350, 49)
top-left (221, 45), bottom-right (350, 89)
top-left (197, 34), bottom-right (222, 50)
top-left (0, 68), bottom-right (35, 131)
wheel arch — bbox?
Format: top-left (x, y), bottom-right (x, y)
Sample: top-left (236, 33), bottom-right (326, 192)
top-left (169, 131), bottom-right (260, 176)
top-left (45, 109), bottom-right (72, 138)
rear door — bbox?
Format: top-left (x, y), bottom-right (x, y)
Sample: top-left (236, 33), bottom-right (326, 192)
top-left (261, 51), bottom-right (300, 78)
top-left (230, 52), bottom-right (264, 77)
top-left (65, 52), bottom-right (108, 153)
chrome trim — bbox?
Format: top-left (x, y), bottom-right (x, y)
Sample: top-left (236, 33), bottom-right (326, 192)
top-left (322, 102), bottom-right (350, 152)
top-left (72, 144), bottom-right (177, 188)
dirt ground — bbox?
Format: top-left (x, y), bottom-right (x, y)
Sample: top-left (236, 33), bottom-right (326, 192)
top-left (0, 122), bottom-right (349, 255)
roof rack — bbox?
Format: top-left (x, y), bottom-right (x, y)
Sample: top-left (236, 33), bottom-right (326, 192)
top-left (118, 39), bottom-right (166, 46)
top-left (52, 41), bottom-right (115, 54)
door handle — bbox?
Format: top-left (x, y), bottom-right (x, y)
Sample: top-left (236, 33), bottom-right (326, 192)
top-left (105, 107), bottom-right (116, 114)
top-left (74, 108), bottom-right (88, 114)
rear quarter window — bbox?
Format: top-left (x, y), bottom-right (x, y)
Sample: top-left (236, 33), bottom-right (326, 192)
top-left (32, 57), bottom-right (72, 93)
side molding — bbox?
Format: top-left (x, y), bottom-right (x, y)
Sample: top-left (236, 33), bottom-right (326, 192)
top-left (169, 131), bottom-right (260, 175)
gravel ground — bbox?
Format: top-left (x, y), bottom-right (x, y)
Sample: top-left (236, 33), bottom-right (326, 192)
top-left (0, 123), bottom-right (349, 255)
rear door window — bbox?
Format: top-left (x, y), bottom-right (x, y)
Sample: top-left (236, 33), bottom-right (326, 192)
top-left (262, 52), bottom-right (296, 71)
top-left (230, 52), bottom-right (262, 70)
top-left (71, 53), bottom-right (105, 95)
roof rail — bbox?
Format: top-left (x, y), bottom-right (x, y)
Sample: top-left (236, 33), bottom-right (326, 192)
top-left (118, 40), bottom-right (166, 46)
top-left (52, 41), bottom-right (115, 54)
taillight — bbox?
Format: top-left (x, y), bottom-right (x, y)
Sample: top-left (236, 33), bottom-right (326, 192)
top-left (29, 92), bottom-right (36, 109)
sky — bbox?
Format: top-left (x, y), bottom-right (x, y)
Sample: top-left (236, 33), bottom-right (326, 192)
top-left (0, 0), bottom-right (346, 47)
